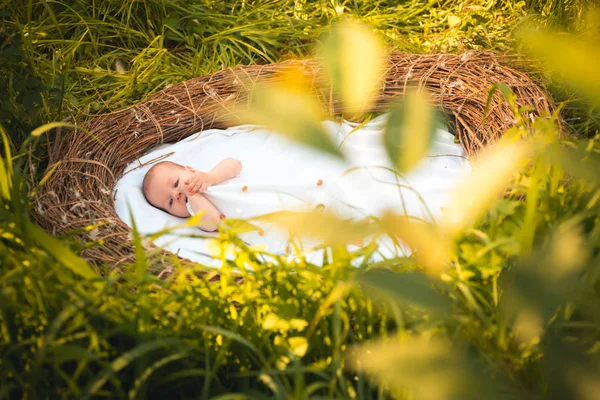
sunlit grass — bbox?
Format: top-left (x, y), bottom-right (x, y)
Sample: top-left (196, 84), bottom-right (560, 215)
top-left (1, 0), bottom-right (600, 398)
top-left (3, 0), bottom-right (598, 146)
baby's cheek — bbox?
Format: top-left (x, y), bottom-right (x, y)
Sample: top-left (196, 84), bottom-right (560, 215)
top-left (180, 203), bottom-right (191, 217)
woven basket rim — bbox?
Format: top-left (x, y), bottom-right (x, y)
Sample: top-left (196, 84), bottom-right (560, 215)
top-left (31, 50), bottom-right (558, 271)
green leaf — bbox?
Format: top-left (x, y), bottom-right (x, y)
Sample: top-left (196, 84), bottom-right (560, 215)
top-left (380, 215), bottom-right (452, 273)
top-left (0, 125), bottom-right (13, 199)
top-left (241, 83), bottom-right (343, 158)
top-left (255, 210), bottom-right (378, 246)
top-left (347, 336), bottom-right (500, 400)
top-left (542, 331), bottom-right (600, 400)
top-left (198, 325), bottom-right (267, 364)
top-left (520, 31), bottom-right (600, 106)
top-left (0, 154), bottom-right (10, 200)
top-left (484, 82), bottom-right (517, 118)
top-left (357, 269), bottom-right (451, 314)
top-left (494, 199), bottom-right (519, 216)
top-left (31, 122), bottom-right (80, 137)
top-left (20, 92), bottom-right (43, 111)
top-left (80, 339), bottom-right (183, 400)
top-left (49, 344), bottom-right (101, 363)
top-left (221, 218), bottom-right (262, 235)
top-left (320, 20), bottom-right (386, 114)
top-left (383, 90), bottom-right (438, 172)
top-left (30, 122), bottom-right (104, 147)
top-left (31, 305), bottom-right (80, 385)
top-left (28, 160), bottom-right (61, 198)
top-left (25, 222), bottom-right (97, 280)
top-left (156, 368), bottom-right (208, 386)
top-left (127, 204), bottom-right (148, 280)
top-left (553, 146), bottom-right (600, 185)
top-left (128, 352), bottom-right (190, 400)
top-left (442, 141), bottom-right (527, 235)
top-left (209, 394), bottom-right (249, 400)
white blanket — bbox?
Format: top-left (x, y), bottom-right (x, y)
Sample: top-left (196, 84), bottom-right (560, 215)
top-left (114, 115), bottom-right (471, 268)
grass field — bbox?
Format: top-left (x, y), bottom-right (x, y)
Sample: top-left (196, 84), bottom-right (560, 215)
top-left (1, 0), bottom-right (600, 399)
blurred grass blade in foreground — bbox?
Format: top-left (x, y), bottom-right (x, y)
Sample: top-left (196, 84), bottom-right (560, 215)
top-left (320, 20), bottom-right (386, 115)
top-left (256, 210), bottom-right (379, 246)
top-left (442, 141), bottom-right (528, 235)
top-left (380, 214), bottom-right (452, 274)
top-left (499, 221), bottom-right (600, 399)
top-left (237, 79), bottom-right (343, 158)
top-left (347, 336), bottom-right (499, 400)
top-left (383, 89), bottom-right (439, 172)
top-left (552, 144), bottom-right (600, 185)
top-left (502, 222), bottom-right (588, 324)
top-left (541, 330), bottom-right (600, 400)
top-left (520, 29), bottom-right (600, 106)
top-left (357, 269), bottom-right (451, 314)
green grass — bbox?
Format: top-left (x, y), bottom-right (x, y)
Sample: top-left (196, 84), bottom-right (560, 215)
top-left (2, 0), bottom-right (600, 399)
top-left (2, 0), bottom-right (598, 145)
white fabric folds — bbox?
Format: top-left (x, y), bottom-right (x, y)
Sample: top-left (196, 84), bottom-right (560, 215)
top-left (114, 115), bottom-right (471, 268)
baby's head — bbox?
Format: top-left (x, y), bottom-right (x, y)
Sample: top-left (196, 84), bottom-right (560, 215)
top-left (142, 161), bottom-right (193, 217)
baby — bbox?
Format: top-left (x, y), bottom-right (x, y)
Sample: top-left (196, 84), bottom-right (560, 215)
top-left (142, 158), bottom-right (242, 231)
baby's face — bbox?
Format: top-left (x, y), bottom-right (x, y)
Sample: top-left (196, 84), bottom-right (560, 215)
top-left (146, 164), bottom-right (193, 217)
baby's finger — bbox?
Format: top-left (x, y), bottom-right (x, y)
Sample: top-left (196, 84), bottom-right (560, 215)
top-left (190, 180), bottom-right (204, 194)
top-left (186, 174), bottom-right (200, 191)
top-left (200, 182), bottom-right (208, 192)
top-left (189, 184), bottom-right (197, 195)
top-left (191, 175), bottom-right (206, 193)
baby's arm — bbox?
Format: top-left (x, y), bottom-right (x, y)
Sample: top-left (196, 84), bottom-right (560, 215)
top-left (185, 158), bottom-right (242, 193)
top-left (187, 193), bottom-right (223, 232)
top-left (208, 158), bottom-right (242, 185)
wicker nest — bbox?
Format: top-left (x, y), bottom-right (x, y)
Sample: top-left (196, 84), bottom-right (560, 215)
top-left (31, 51), bottom-right (557, 270)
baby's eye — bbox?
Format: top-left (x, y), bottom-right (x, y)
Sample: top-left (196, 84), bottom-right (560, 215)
top-left (174, 179), bottom-right (179, 188)
top-left (169, 199), bottom-right (173, 207)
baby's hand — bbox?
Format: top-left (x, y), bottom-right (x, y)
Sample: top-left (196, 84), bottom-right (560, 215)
top-left (184, 166), bottom-right (215, 195)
